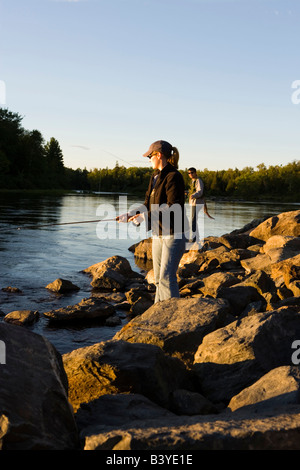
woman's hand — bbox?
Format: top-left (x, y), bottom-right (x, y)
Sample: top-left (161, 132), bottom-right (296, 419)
top-left (116, 213), bottom-right (143, 225)
top-left (116, 213), bottom-right (130, 223)
top-left (128, 213), bottom-right (143, 223)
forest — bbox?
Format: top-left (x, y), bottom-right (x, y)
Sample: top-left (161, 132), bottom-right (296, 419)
top-left (0, 107), bottom-right (299, 202)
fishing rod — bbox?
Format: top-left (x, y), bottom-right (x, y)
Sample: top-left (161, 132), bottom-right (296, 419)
top-left (0, 215), bottom-right (140, 232)
top-left (15, 218), bottom-right (118, 230)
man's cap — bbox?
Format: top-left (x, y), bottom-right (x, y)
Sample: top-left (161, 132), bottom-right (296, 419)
top-left (143, 140), bottom-right (172, 158)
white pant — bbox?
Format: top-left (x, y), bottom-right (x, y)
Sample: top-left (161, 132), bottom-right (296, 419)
top-left (152, 235), bottom-right (186, 303)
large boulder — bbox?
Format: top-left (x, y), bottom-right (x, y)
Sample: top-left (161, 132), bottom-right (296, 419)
top-left (216, 284), bottom-right (263, 315)
top-left (262, 235), bottom-right (300, 265)
top-left (75, 393), bottom-right (175, 434)
top-left (199, 272), bottom-right (240, 297)
top-left (262, 234), bottom-right (300, 255)
top-left (114, 297), bottom-right (231, 365)
top-left (43, 297), bottom-right (115, 322)
top-left (235, 269), bottom-right (279, 307)
top-left (249, 210), bottom-right (300, 241)
top-left (240, 235), bottom-right (299, 277)
top-left (228, 366), bottom-right (300, 412)
top-left (217, 232), bottom-right (257, 250)
top-left (83, 255), bottom-right (142, 290)
top-left (0, 322), bottom-right (78, 450)
top-left (240, 253), bottom-right (273, 274)
top-left (62, 339), bottom-right (194, 413)
top-left (82, 406), bottom-right (300, 450)
top-left (179, 245), bottom-right (257, 277)
top-left (193, 307), bottom-right (300, 404)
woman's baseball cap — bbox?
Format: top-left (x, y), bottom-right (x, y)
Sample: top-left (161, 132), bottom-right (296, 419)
top-left (143, 140), bottom-right (172, 158)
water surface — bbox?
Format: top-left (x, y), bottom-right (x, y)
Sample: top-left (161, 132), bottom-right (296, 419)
top-left (0, 192), bottom-right (298, 354)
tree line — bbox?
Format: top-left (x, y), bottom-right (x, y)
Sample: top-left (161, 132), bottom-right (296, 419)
top-left (0, 107), bottom-right (299, 201)
top-left (0, 108), bottom-right (89, 190)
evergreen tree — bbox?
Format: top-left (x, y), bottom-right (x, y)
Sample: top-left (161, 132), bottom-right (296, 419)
top-left (44, 137), bottom-right (65, 187)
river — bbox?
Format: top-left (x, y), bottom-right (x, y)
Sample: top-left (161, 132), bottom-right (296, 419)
top-left (0, 191), bottom-right (298, 354)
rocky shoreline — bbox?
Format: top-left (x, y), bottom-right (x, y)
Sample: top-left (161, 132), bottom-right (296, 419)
top-left (0, 209), bottom-right (299, 450)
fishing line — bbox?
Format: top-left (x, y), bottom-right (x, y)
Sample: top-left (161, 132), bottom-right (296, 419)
top-left (99, 149), bottom-right (136, 167)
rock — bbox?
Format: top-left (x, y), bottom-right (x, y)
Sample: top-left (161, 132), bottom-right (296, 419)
top-left (199, 236), bottom-right (225, 252)
top-left (129, 298), bottom-right (154, 317)
top-left (145, 269), bottom-right (155, 285)
top-left (4, 310), bottom-right (39, 326)
top-left (267, 296), bottom-right (300, 313)
top-left (125, 287), bottom-right (154, 316)
top-left (1, 286), bottom-right (22, 293)
top-left (217, 284), bottom-right (263, 315)
top-left (92, 269), bottom-right (127, 291)
top-left (75, 393), bottom-right (175, 435)
top-left (92, 291), bottom-right (126, 303)
top-left (238, 270), bottom-right (279, 306)
top-left (240, 301), bottom-right (265, 317)
top-left (129, 238), bottom-right (153, 260)
top-left (193, 307), bottom-right (300, 404)
top-left (84, 255), bottom-right (134, 278)
top-left (271, 253), bottom-right (300, 287)
top-left (104, 315), bottom-right (121, 326)
top-left (180, 246), bottom-right (256, 277)
top-left (115, 300), bottom-right (131, 311)
top-left (217, 233), bottom-right (256, 250)
top-left (263, 237), bottom-right (300, 265)
top-left (169, 389), bottom-right (218, 415)
top-left (83, 255), bottom-right (141, 290)
top-left (247, 244), bottom-right (263, 252)
top-left (83, 406), bottom-right (300, 450)
top-left (114, 297), bottom-right (231, 365)
top-left (228, 366), bottom-right (300, 412)
top-left (62, 339), bottom-right (194, 413)
top-left (179, 247), bottom-right (221, 269)
top-left (125, 286), bottom-right (152, 304)
top-left (262, 235), bottom-right (300, 255)
top-left (249, 210), bottom-right (300, 241)
top-left (0, 322), bottom-right (78, 450)
top-left (43, 297), bottom-right (115, 322)
top-left (240, 269), bottom-right (276, 295)
top-left (200, 272), bottom-right (240, 297)
top-left (240, 253), bottom-right (272, 274)
top-left (288, 280), bottom-right (300, 297)
top-left (241, 236), bottom-right (300, 277)
top-left (179, 278), bottom-right (204, 297)
top-left (45, 278), bottom-right (80, 293)
top-left (230, 216), bottom-right (270, 235)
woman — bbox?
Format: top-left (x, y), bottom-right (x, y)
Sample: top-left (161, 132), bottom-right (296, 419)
top-left (118, 140), bottom-right (187, 303)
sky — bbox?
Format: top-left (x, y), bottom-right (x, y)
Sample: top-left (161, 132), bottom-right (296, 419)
top-left (0, 0), bottom-right (300, 172)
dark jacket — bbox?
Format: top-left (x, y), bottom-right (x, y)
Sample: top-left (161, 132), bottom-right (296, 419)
top-left (143, 163), bottom-right (186, 236)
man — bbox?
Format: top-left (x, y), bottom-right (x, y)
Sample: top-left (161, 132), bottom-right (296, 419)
top-left (188, 167), bottom-right (214, 243)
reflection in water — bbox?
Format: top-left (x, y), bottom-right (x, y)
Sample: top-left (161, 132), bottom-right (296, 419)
top-left (0, 192), bottom-right (298, 354)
